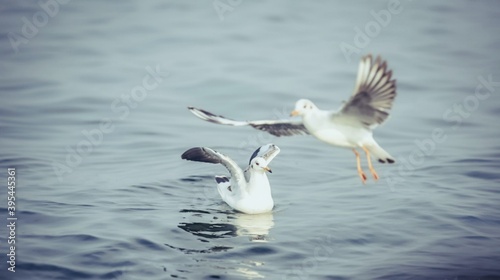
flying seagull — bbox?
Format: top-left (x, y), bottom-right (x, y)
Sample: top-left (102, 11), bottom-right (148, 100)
top-left (181, 144), bottom-right (280, 214)
top-left (187, 54), bottom-right (397, 183)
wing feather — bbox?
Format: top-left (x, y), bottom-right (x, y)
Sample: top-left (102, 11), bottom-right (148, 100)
top-left (248, 144), bottom-right (281, 165)
top-left (339, 54), bottom-right (397, 128)
top-left (188, 107), bottom-right (309, 137)
top-left (181, 147), bottom-right (246, 185)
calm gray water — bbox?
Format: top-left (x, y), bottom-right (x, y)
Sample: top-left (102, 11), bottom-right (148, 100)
top-left (1, 1), bottom-right (500, 279)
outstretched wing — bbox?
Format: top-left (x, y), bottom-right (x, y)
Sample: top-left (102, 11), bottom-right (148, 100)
top-left (188, 107), bottom-right (309, 137)
top-left (181, 147), bottom-right (246, 185)
top-left (248, 144), bottom-right (281, 165)
top-left (336, 54), bottom-right (397, 128)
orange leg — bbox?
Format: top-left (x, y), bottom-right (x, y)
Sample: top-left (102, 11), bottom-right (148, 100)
top-left (352, 149), bottom-right (367, 184)
top-left (362, 146), bottom-right (379, 180)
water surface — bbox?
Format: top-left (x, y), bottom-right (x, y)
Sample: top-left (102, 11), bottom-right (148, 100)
top-left (1, 1), bottom-right (500, 279)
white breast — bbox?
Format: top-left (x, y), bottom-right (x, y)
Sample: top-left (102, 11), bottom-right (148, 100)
top-left (303, 111), bottom-right (371, 148)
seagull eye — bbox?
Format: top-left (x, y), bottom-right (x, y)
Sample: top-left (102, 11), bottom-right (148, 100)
top-left (303, 105), bottom-right (307, 109)
top-left (256, 162), bottom-right (260, 166)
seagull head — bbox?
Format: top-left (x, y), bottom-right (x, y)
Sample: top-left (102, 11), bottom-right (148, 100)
top-left (250, 157), bottom-right (272, 173)
top-left (290, 99), bottom-right (317, 116)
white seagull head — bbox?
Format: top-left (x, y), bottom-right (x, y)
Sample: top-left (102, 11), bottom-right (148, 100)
top-left (290, 99), bottom-right (317, 117)
top-left (249, 157), bottom-right (272, 173)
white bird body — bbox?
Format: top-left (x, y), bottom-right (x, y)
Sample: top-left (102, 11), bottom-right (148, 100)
top-left (301, 109), bottom-right (365, 148)
top-left (217, 170), bottom-right (273, 214)
top-left (182, 144), bottom-right (280, 214)
top-left (187, 54), bottom-right (397, 183)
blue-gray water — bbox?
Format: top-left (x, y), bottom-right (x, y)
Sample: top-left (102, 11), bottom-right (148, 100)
top-left (1, 1), bottom-right (500, 279)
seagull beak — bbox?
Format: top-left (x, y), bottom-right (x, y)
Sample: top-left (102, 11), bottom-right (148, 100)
top-left (263, 166), bottom-right (272, 173)
top-left (290, 110), bottom-right (299, 117)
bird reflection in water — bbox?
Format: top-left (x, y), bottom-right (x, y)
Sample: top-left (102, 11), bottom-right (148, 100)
top-left (171, 209), bottom-right (275, 278)
top-left (178, 209), bottom-right (274, 242)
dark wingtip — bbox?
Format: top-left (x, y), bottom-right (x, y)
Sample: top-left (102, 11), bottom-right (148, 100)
top-left (387, 158), bottom-right (395, 164)
top-left (215, 176), bottom-right (229, 184)
top-left (187, 106), bottom-right (194, 110)
top-left (181, 147), bottom-right (201, 160)
top-left (249, 146), bottom-right (261, 165)
top-left (181, 147), bottom-right (208, 161)
top-left (378, 159), bottom-right (386, 164)
top-left (181, 147), bottom-right (221, 164)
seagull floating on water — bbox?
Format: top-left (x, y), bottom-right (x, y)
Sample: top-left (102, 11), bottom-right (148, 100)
top-left (188, 54), bottom-right (397, 183)
top-left (181, 144), bottom-right (280, 214)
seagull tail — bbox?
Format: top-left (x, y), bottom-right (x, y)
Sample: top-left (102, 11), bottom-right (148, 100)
top-left (366, 143), bottom-right (395, 164)
top-left (188, 107), bottom-right (249, 126)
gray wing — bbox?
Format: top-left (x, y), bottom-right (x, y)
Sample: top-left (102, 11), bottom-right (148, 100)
top-left (188, 107), bottom-right (309, 137)
top-left (181, 147), bottom-right (246, 185)
top-left (336, 54), bottom-right (397, 128)
top-left (248, 144), bottom-right (281, 165)
top-left (245, 144), bottom-right (280, 181)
